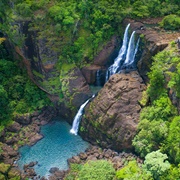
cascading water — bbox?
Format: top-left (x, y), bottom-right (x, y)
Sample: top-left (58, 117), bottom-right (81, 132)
top-left (106, 23), bottom-right (130, 81)
top-left (128, 37), bottom-right (140, 67)
top-left (96, 70), bottom-right (101, 86)
top-left (70, 94), bottom-right (95, 135)
top-left (123, 31), bottom-right (136, 65)
top-left (105, 24), bottom-right (140, 82)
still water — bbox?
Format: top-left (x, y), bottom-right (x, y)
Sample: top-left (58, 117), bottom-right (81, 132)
top-left (18, 119), bottom-right (89, 178)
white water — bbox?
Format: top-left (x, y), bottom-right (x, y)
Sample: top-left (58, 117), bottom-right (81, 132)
top-left (124, 31), bottom-right (136, 65)
top-left (105, 24), bottom-right (140, 81)
top-left (96, 70), bottom-right (101, 86)
top-left (130, 37), bottom-right (140, 66)
top-left (70, 94), bottom-right (95, 135)
top-left (106, 23), bottom-right (130, 81)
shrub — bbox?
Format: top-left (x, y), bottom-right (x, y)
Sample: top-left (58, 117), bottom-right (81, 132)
top-left (143, 150), bottom-right (170, 179)
top-left (116, 160), bottom-right (153, 180)
top-left (77, 160), bottom-right (115, 180)
top-left (165, 116), bottom-right (180, 164)
top-left (160, 14), bottom-right (180, 30)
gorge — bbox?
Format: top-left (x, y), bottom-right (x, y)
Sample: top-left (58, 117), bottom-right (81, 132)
top-left (0, 1), bottom-right (180, 179)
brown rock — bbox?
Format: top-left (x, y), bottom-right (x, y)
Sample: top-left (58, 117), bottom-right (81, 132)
top-left (80, 71), bottom-right (146, 151)
top-left (86, 155), bottom-right (97, 161)
top-left (94, 36), bottom-right (119, 66)
top-left (28, 134), bottom-right (43, 145)
top-left (81, 65), bottom-right (106, 84)
top-left (6, 122), bottom-right (21, 132)
top-left (14, 114), bottom-right (31, 125)
top-left (79, 152), bottom-right (87, 160)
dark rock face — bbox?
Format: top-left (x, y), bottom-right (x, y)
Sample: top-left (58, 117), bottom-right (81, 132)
top-left (80, 71), bottom-right (146, 151)
top-left (59, 67), bottom-right (92, 122)
top-left (94, 36), bottom-right (119, 66)
top-left (81, 65), bottom-right (106, 85)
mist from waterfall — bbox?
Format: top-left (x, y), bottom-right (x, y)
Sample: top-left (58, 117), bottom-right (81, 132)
top-left (70, 94), bottom-right (95, 135)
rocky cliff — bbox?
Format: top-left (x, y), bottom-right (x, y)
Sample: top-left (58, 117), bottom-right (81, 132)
top-left (80, 71), bottom-right (146, 151)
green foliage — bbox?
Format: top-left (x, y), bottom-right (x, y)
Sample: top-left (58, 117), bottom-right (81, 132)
top-left (133, 119), bottom-right (168, 158)
top-left (160, 164), bottom-right (180, 180)
top-left (0, 56), bottom-right (51, 128)
top-left (143, 150), bottom-right (170, 180)
top-left (131, 0), bottom-right (179, 18)
top-left (65, 163), bottom-right (83, 180)
top-left (168, 62), bottom-right (180, 98)
top-left (164, 116), bottom-right (180, 164)
top-left (77, 160), bottom-right (115, 180)
top-left (160, 15), bottom-right (180, 30)
top-left (116, 160), bottom-right (153, 180)
top-left (140, 96), bottom-right (177, 122)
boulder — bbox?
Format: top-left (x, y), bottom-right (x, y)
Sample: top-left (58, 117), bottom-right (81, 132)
top-left (28, 134), bottom-right (43, 146)
top-left (14, 114), bottom-right (31, 125)
top-left (6, 122), bottom-right (22, 132)
top-left (80, 71), bottom-right (146, 151)
top-left (49, 167), bottom-right (59, 173)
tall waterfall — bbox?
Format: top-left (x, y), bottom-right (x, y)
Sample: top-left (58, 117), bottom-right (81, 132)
top-left (131, 37), bottom-right (140, 66)
top-left (105, 24), bottom-right (140, 82)
top-left (123, 31), bottom-right (136, 65)
top-left (106, 23), bottom-right (130, 81)
top-left (70, 95), bottom-right (95, 135)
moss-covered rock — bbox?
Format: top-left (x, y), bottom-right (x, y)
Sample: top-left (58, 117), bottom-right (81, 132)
top-left (8, 168), bottom-right (21, 179)
top-left (0, 163), bottom-right (10, 174)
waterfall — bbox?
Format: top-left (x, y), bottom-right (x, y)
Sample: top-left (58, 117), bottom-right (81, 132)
top-left (123, 31), bottom-right (136, 65)
top-left (106, 23), bottom-right (130, 81)
top-left (96, 70), bottom-right (101, 86)
top-left (70, 94), bottom-right (95, 135)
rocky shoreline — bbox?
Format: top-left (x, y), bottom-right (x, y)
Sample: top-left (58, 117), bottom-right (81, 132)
top-left (0, 106), bottom-right (57, 179)
top-left (0, 106), bottom-right (143, 180)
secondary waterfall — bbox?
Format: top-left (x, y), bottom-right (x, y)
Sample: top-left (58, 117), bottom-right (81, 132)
top-left (123, 31), bottom-right (136, 65)
top-left (105, 24), bottom-right (140, 81)
top-left (70, 95), bottom-right (95, 135)
top-left (96, 70), bottom-right (101, 86)
top-left (106, 23), bottom-right (130, 81)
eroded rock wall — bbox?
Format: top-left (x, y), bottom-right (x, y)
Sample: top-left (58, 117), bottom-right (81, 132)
top-left (80, 71), bottom-right (146, 151)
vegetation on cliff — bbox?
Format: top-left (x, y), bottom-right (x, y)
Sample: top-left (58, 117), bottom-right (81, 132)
top-left (0, 40), bottom-right (51, 133)
top-left (0, 0), bottom-right (180, 179)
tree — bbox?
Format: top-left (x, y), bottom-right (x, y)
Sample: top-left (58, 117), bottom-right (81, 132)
top-left (143, 150), bottom-right (170, 180)
top-left (116, 160), bottom-right (153, 180)
top-left (132, 119), bottom-right (168, 157)
top-left (165, 116), bottom-right (180, 164)
top-left (77, 160), bottom-right (115, 180)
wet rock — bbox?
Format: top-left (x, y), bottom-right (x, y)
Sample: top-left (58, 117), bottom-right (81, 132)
top-left (26, 168), bottom-right (36, 177)
top-left (49, 167), bottom-right (59, 173)
top-left (28, 133), bottom-right (43, 145)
